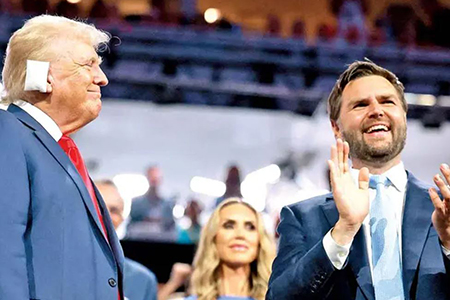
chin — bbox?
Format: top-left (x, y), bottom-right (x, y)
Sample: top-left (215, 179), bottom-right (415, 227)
top-left (90, 98), bottom-right (102, 116)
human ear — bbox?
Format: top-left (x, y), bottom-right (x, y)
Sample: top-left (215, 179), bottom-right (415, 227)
top-left (330, 120), bottom-right (342, 139)
top-left (45, 73), bottom-right (53, 93)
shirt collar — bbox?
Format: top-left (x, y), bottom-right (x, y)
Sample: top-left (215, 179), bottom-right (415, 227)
top-left (350, 161), bottom-right (407, 193)
top-left (13, 100), bottom-right (62, 141)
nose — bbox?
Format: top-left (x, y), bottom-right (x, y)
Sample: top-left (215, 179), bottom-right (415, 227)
top-left (367, 99), bottom-right (384, 118)
top-left (94, 65), bottom-right (109, 87)
top-left (234, 226), bottom-right (245, 239)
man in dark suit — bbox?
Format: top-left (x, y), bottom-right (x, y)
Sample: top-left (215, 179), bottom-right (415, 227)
top-left (0, 15), bottom-right (124, 299)
top-left (96, 180), bottom-right (158, 300)
top-left (267, 61), bottom-right (450, 299)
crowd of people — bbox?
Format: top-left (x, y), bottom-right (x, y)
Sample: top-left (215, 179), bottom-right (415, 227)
top-left (0, 0), bottom-right (449, 49)
top-left (1, 12), bottom-right (450, 300)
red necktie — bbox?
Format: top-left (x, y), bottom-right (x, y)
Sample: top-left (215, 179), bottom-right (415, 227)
top-left (58, 135), bottom-right (108, 238)
top-left (59, 135), bottom-right (121, 300)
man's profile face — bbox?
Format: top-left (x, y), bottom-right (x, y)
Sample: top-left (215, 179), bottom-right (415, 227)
top-left (49, 39), bottom-right (108, 128)
top-left (332, 75), bottom-right (407, 165)
top-left (97, 183), bottom-right (124, 229)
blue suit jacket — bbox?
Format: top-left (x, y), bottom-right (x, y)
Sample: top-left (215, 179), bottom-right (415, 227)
top-left (0, 105), bottom-right (125, 300)
top-left (124, 258), bottom-right (157, 300)
top-left (267, 172), bottom-right (450, 300)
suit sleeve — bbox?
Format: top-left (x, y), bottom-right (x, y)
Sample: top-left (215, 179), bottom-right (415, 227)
top-left (0, 117), bottom-right (31, 299)
top-left (267, 206), bottom-right (337, 299)
top-left (145, 270), bottom-right (158, 300)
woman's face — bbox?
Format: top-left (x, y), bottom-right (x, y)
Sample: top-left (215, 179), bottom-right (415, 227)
top-left (215, 203), bottom-right (259, 268)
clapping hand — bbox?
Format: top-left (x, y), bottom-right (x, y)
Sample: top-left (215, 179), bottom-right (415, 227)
top-left (429, 164), bottom-right (450, 250)
top-left (329, 139), bottom-right (370, 245)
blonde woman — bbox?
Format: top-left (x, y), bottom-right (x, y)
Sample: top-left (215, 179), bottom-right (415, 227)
top-left (185, 198), bottom-right (276, 300)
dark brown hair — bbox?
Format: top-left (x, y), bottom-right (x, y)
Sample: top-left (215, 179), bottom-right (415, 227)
top-left (327, 60), bottom-right (407, 122)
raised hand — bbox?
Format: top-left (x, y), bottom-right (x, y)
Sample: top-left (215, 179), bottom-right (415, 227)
top-left (429, 163), bottom-right (450, 250)
top-left (168, 262), bottom-right (192, 287)
top-left (329, 139), bottom-right (370, 245)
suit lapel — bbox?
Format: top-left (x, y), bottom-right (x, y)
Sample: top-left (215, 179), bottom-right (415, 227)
top-left (321, 196), bottom-right (375, 300)
top-left (93, 183), bottom-right (125, 275)
top-left (8, 104), bottom-right (110, 244)
top-left (402, 172), bottom-right (434, 295)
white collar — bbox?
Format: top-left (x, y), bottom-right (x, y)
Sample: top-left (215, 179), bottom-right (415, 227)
top-left (350, 161), bottom-right (407, 193)
top-left (13, 100), bottom-right (62, 142)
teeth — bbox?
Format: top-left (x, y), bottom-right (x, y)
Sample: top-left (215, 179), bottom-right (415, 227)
top-left (367, 125), bottom-right (388, 133)
top-left (231, 246), bottom-right (247, 251)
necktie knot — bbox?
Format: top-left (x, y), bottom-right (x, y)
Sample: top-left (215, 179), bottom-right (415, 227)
top-left (58, 135), bottom-right (81, 166)
top-left (58, 134), bottom-right (78, 151)
top-left (369, 175), bottom-right (390, 190)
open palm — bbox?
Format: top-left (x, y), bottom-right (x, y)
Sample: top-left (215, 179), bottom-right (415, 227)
top-left (429, 164), bottom-right (450, 249)
top-left (328, 139), bottom-right (370, 227)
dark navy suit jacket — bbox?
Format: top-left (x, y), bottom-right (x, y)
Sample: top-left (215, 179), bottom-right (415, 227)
top-left (0, 104), bottom-right (124, 299)
top-left (267, 173), bottom-right (450, 300)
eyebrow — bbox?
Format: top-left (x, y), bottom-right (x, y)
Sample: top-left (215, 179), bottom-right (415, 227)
top-left (347, 93), bottom-right (399, 105)
top-left (74, 55), bottom-right (102, 66)
top-left (222, 218), bottom-right (256, 224)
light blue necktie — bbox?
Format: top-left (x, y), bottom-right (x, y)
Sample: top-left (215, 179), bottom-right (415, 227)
top-left (369, 175), bottom-right (404, 300)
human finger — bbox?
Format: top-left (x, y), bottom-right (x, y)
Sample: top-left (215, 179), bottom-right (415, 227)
top-left (429, 187), bottom-right (445, 214)
top-left (358, 167), bottom-right (369, 190)
top-left (343, 141), bottom-right (350, 173)
top-left (433, 174), bottom-right (450, 202)
top-left (440, 163), bottom-right (450, 186)
top-left (331, 144), bottom-right (338, 171)
top-left (337, 138), bottom-right (344, 174)
top-left (328, 159), bottom-right (337, 189)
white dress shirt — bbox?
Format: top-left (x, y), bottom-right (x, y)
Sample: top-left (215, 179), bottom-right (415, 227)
top-left (323, 162), bottom-right (450, 272)
top-left (12, 100), bottom-right (62, 142)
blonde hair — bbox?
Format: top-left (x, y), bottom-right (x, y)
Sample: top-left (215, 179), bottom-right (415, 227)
top-left (1, 15), bottom-right (110, 104)
top-left (189, 198), bottom-right (276, 300)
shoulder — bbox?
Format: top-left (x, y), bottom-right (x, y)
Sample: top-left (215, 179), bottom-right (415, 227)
top-left (124, 258), bottom-right (157, 283)
top-left (406, 171), bottom-right (432, 190)
top-left (285, 192), bottom-right (333, 215)
top-left (0, 108), bottom-right (21, 128)
top-left (132, 195), bottom-right (147, 204)
top-left (0, 109), bottom-right (30, 151)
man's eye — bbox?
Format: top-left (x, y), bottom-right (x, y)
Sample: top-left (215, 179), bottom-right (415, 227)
top-left (354, 102), bottom-right (367, 108)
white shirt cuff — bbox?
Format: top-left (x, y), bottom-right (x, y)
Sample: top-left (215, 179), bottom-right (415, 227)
top-left (441, 244), bottom-right (450, 259)
top-left (323, 228), bottom-right (352, 270)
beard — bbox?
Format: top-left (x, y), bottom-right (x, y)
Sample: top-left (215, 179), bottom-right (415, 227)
top-left (342, 121), bottom-right (407, 165)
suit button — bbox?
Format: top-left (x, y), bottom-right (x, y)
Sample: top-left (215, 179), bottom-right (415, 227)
top-left (108, 278), bottom-right (117, 287)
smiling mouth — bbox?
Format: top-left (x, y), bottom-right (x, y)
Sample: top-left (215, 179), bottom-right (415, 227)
top-left (364, 124), bottom-right (391, 137)
top-left (88, 91), bottom-right (102, 98)
top-left (230, 245), bottom-right (248, 251)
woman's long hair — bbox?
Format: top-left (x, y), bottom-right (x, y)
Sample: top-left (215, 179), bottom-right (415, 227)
top-left (189, 198), bottom-right (276, 300)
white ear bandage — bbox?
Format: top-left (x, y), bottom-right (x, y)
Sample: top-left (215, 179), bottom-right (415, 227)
top-left (24, 60), bottom-right (50, 93)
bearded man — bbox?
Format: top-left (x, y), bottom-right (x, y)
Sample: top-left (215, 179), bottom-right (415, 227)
top-left (267, 61), bottom-right (450, 300)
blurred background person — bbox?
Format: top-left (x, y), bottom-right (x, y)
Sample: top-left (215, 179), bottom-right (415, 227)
top-left (330, 0), bottom-right (369, 45)
top-left (215, 165), bottom-right (242, 207)
top-left (186, 198), bottom-right (276, 300)
top-left (177, 198), bottom-right (203, 245)
top-left (416, 0), bottom-right (450, 48)
top-left (96, 180), bottom-right (158, 300)
top-left (129, 165), bottom-right (176, 237)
